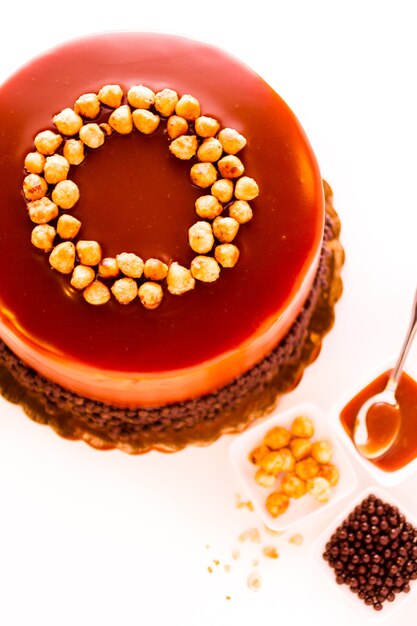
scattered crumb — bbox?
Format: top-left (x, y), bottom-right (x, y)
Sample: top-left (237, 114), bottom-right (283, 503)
top-left (224, 564), bottom-right (231, 573)
top-left (207, 566), bottom-right (213, 573)
top-left (247, 570), bottom-right (262, 591)
top-left (252, 558), bottom-right (259, 567)
top-left (231, 548), bottom-right (240, 560)
top-left (262, 546), bottom-right (279, 559)
top-left (238, 528), bottom-right (261, 543)
top-left (289, 533), bottom-right (303, 546)
top-left (205, 544), bottom-right (210, 549)
top-left (235, 494), bottom-right (254, 512)
top-left (264, 524), bottom-right (285, 537)
top-left (226, 596), bottom-right (231, 600)
top-left (213, 560), bottom-right (220, 566)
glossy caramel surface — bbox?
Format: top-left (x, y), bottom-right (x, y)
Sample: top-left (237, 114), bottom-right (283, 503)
top-left (341, 371), bottom-right (417, 472)
top-left (0, 33), bottom-right (324, 404)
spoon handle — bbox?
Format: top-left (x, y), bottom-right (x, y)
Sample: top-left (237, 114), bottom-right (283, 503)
top-left (387, 287), bottom-right (417, 392)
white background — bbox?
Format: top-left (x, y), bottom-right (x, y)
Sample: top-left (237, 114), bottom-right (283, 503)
top-left (1, 1), bottom-right (417, 625)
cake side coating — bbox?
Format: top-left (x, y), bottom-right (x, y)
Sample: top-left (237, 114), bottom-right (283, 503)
top-left (0, 183), bottom-right (343, 453)
top-left (0, 32), bottom-right (324, 407)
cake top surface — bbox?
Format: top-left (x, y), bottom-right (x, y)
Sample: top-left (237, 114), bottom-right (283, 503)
top-left (0, 32), bottom-right (323, 375)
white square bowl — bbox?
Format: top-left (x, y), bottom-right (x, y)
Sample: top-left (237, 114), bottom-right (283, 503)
top-left (310, 486), bottom-right (417, 621)
top-left (329, 359), bottom-right (417, 487)
top-left (229, 402), bottom-right (357, 531)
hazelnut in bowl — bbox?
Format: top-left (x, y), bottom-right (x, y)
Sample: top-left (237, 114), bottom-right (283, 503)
top-left (229, 403), bottom-right (357, 531)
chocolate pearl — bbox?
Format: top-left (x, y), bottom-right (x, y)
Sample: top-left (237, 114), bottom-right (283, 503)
top-left (352, 554), bottom-right (360, 564)
top-left (348, 533), bottom-right (355, 542)
top-left (363, 553), bottom-right (371, 564)
top-left (352, 520), bottom-right (360, 530)
top-left (365, 534), bottom-right (372, 544)
top-left (390, 565), bottom-right (399, 575)
top-left (380, 519), bottom-right (389, 531)
top-left (336, 576), bottom-right (344, 585)
top-left (358, 565), bottom-right (366, 575)
top-left (412, 546), bottom-right (417, 558)
top-left (373, 602), bottom-right (383, 611)
top-left (397, 556), bottom-right (406, 567)
top-left (358, 590), bottom-right (366, 599)
top-left (390, 529), bottom-right (399, 539)
top-left (370, 515), bottom-right (379, 526)
top-left (384, 549), bottom-right (392, 559)
top-left (379, 534), bottom-right (389, 546)
top-left (372, 553), bottom-right (381, 564)
top-left (367, 504), bottom-right (376, 515)
top-left (403, 584), bottom-right (411, 593)
top-left (401, 531), bottom-right (409, 542)
top-left (387, 592), bottom-right (396, 602)
top-left (371, 525), bottom-right (379, 536)
top-left (338, 529), bottom-right (347, 540)
top-left (369, 575), bottom-right (377, 585)
top-left (365, 597), bottom-right (374, 606)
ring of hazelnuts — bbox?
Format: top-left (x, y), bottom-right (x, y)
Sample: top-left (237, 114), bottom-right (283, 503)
top-left (23, 84), bottom-right (260, 309)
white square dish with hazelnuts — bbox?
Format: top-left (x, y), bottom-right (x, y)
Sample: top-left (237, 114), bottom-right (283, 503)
top-left (229, 403), bottom-right (357, 531)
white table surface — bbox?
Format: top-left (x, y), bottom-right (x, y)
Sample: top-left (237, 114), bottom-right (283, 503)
top-left (1, 2), bottom-right (416, 625)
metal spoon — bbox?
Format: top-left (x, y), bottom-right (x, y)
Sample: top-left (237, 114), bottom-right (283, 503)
top-left (354, 287), bottom-right (417, 459)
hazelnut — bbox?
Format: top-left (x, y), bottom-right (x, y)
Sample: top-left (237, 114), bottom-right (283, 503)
top-left (255, 469), bottom-right (277, 489)
top-left (211, 179), bottom-right (234, 203)
top-left (281, 474), bottom-right (307, 499)
top-left (31, 224), bottom-right (56, 251)
top-left (235, 176), bottom-right (259, 201)
top-left (229, 200), bottom-right (253, 224)
top-left (71, 265), bottom-right (95, 290)
top-left (175, 94), bottom-right (201, 121)
top-left (291, 416), bottom-right (315, 439)
top-left (27, 197), bottom-right (58, 224)
top-left (127, 84), bottom-right (155, 109)
top-left (34, 130), bottom-right (63, 155)
top-left (132, 109), bottom-right (160, 134)
top-left (49, 241), bottom-right (75, 274)
top-left (306, 477), bottom-right (331, 504)
top-left (83, 281), bottom-right (111, 305)
top-left (217, 155), bottom-right (245, 179)
top-left (169, 135), bottom-right (198, 160)
top-left (289, 438), bottom-right (312, 461)
top-left (23, 174), bottom-right (47, 201)
top-left (108, 105), bottom-right (133, 134)
top-left (218, 127), bottom-right (247, 154)
top-left (167, 115), bottom-right (188, 139)
top-left (24, 151), bottom-right (45, 174)
top-left (97, 84), bottom-right (124, 108)
top-left (98, 257), bottom-right (120, 278)
top-left (138, 282), bottom-right (164, 310)
top-left (295, 457), bottom-right (320, 481)
top-left (99, 123), bottom-right (113, 136)
top-left (311, 441), bottom-right (333, 465)
top-left (52, 180), bottom-right (80, 209)
top-left (144, 258), bottom-right (168, 281)
top-left (63, 139), bottom-right (85, 165)
top-left (195, 195), bottom-right (223, 219)
top-left (265, 492), bottom-right (290, 518)
top-left (214, 243), bottom-right (240, 268)
top-left (167, 262), bottom-right (195, 295)
top-left (190, 255), bottom-right (220, 283)
top-left (76, 240), bottom-right (102, 266)
top-left (188, 221), bottom-right (214, 254)
top-left (264, 426), bottom-right (292, 449)
top-left (212, 216), bottom-right (239, 243)
top-left (197, 138), bottom-right (223, 163)
top-left (53, 108), bottom-right (83, 136)
top-left (317, 464), bottom-right (340, 487)
top-left (154, 88), bottom-right (178, 117)
top-left (194, 116), bottom-right (220, 138)
top-left (74, 93), bottom-right (101, 119)
top-left (190, 162), bottom-right (217, 188)
top-left (79, 123), bottom-right (105, 148)
top-left (111, 277), bottom-right (138, 304)
top-left (57, 214), bottom-right (81, 239)
top-left (43, 155), bottom-right (70, 184)
top-left (116, 252), bottom-right (144, 278)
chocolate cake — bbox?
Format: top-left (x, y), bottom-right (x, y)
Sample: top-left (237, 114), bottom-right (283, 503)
top-left (0, 33), bottom-right (343, 452)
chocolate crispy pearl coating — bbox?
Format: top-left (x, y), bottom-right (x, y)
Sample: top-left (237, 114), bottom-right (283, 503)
top-left (0, 184), bottom-right (342, 452)
top-left (323, 494), bottom-right (417, 611)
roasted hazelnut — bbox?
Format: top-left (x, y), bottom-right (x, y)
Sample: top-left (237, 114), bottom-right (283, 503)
top-left (98, 84), bottom-right (124, 108)
top-left (111, 277), bottom-right (138, 304)
top-left (218, 127), bottom-right (247, 154)
top-left (211, 179), bottom-right (234, 203)
top-left (311, 440), bottom-right (333, 465)
top-left (144, 258), bottom-right (168, 281)
top-left (212, 216), bottom-right (239, 243)
top-left (154, 88), bottom-right (179, 117)
top-left (175, 94), bottom-right (200, 121)
top-left (76, 240), bottom-right (102, 266)
top-left (166, 115), bottom-right (188, 139)
top-left (52, 180), bottom-right (80, 209)
top-left (190, 163), bottom-right (218, 188)
top-left (291, 416), bottom-right (315, 438)
top-left (23, 174), bottom-right (47, 201)
top-left (195, 195), bottom-right (223, 220)
top-left (218, 155), bottom-right (245, 179)
top-left (63, 139), bottom-right (85, 165)
top-left (197, 138), bottom-right (223, 163)
top-left (79, 123), bottom-right (105, 148)
top-left (98, 257), bottom-right (120, 279)
top-left (74, 93), bottom-right (101, 119)
top-left (260, 449), bottom-right (294, 474)
top-left (83, 281), bottom-right (111, 305)
top-left (109, 105), bottom-right (133, 134)
top-left (248, 445), bottom-right (270, 465)
top-left (235, 176), bottom-right (259, 201)
top-left (138, 282), bottom-right (164, 309)
top-left (188, 221), bottom-right (214, 254)
top-left (27, 197), bottom-right (58, 224)
top-left (289, 437), bottom-right (312, 461)
top-left (132, 109), bottom-right (160, 134)
top-left (229, 200), bottom-right (253, 224)
top-left (214, 244), bottom-right (240, 268)
top-left (317, 464), bottom-right (340, 487)
top-left (169, 135), bottom-right (198, 160)
top-left (116, 252), bottom-right (144, 278)
top-left (57, 214), bottom-right (81, 239)
top-left (295, 457), bottom-right (320, 480)
top-left (70, 265), bottom-right (95, 290)
top-left (49, 241), bottom-right (75, 274)
top-left (43, 155), bottom-right (70, 184)
top-left (264, 426), bottom-right (292, 450)
top-left (194, 116), bottom-right (220, 138)
top-left (24, 151), bottom-right (45, 174)
top-left (166, 262), bottom-right (195, 295)
top-left (127, 84), bottom-right (155, 109)
top-left (255, 469), bottom-right (277, 489)
top-left (53, 108), bottom-right (83, 136)
top-left (306, 476), bottom-right (331, 503)
top-left (266, 492), bottom-right (290, 518)
top-left (31, 224), bottom-right (55, 251)
top-left (34, 130), bottom-right (63, 155)
top-left (190, 255), bottom-right (220, 283)
top-left (281, 474), bottom-right (307, 499)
